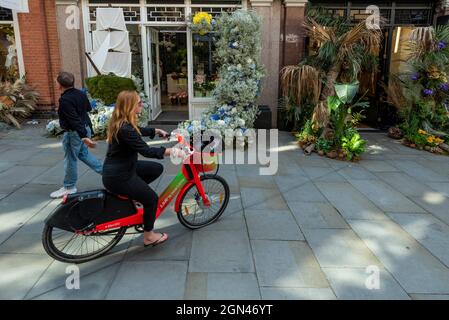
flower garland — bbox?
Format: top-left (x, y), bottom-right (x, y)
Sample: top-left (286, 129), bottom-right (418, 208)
top-left (181, 9), bottom-right (265, 148)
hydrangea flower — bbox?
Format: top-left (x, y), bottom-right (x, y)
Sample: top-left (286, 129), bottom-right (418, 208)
top-left (210, 114), bottom-right (220, 121)
top-left (411, 73), bottom-right (420, 81)
top-left (438, 41), bottom-right (447, 50)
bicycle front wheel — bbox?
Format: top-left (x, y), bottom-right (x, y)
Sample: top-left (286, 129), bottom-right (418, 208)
top-left (177, 175), bottom-right (230, 229)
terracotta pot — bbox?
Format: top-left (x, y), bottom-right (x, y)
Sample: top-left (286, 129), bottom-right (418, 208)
top-left (410, 144), bottom-right (416, 148)
top-left (318, 150), bottom-right (325, 156)
top-left (326, 150), bottom-right (338, 159)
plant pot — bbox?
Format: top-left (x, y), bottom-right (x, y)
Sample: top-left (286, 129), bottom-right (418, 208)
top-left (318, 150), bottom-right (325, 156)
top-left (326, 150), bottom-right (338, 159)
top-left (194, 90), bottom-right (202, 97)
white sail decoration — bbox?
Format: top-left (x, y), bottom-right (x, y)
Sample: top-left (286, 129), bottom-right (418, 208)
top-left (90, 8), bottom-right (131, 77)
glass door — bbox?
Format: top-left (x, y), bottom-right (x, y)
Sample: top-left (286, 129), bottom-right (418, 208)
top-left (147, 28), bottom-right (161, 120)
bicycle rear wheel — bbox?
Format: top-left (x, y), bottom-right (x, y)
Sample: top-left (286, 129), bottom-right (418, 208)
top-left (42, 225), bottom-right (126, 264)
top-left (177, 174), bottom-right (230, 229)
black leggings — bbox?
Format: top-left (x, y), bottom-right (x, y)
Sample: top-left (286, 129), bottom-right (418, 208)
top-left (102, 161), bottom-right (164, 232)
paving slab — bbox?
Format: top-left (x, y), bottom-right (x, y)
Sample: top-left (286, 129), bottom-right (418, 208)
top-left (388, 213), bottom-right (449, 268)
top-left (31, 162), bottom-right (89, 186)
top-left (338, 166), bottom-right (379, 180)
top-left (260, 287), bottom-right (336, 300)
top-left (238, 176), bottom-right (277, 189)
top-left (376, 172), bottom-right (434, 197)
top-left (360, 160), bottom-right (400, 172)
top-left (0, 192), bottom-right (52, 245)
top-left (251, 240), bottom-right (329, 288)
top-left (315, 182), bottom-right (388, 220)
top-left (348, 179), bottom-right (426, 213)
top-left (245, 209), bottom-right (305, 241)
top-left (410, 294), bottom-right (449, 300)
top-left (0, 253), bottom-right (53, 299)
top-left (0, 165), bottom-right (50, 193)
top-left (32, 264), bottom-right (120, 300)
top-left (410, 195), bottom-right (449, 225)
top-left (348, 219), bottom-right (449, 294)
top-left (26, 238), bottom-right (133, 299)
top-left (296, 155), bottom-right (330, 167)
top-left (185, 273), bottom-right (261, 300)
top-left (390, 160), bottom-right (449, 183)
top-left (0, 161), bottom-right (15, 174)
top-left (240, 187), bottom-right (288, 210)
top-left (322, 267), bottom-right (410, 300)
top-left (288, 201), bottom-right (349, 229)
top-left (189, 229), bottom-right (254, 273)
top-left (303, 229), bottom-right (381, 268)
top-left (426, 182), bottom-right (449, 198)
top-left (0, 148), bottom-right (43, 162)
top-left (282, 182), bottom-right (327, 203)
top-left (106, 261), bottom-right (188, 300)
top-left (302, 167), bottom-right (337, 180)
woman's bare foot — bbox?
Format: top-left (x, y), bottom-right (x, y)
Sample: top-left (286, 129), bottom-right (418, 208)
top-left (144, 231), bottom-right (169, 247)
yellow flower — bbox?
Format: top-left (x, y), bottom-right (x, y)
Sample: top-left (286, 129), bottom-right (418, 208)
top-left (193, 12), bottom-right (212, 25)
top-left (435, 137), bottom-right (444, 144)
top-left (418, 129), bottom-right (427, 135)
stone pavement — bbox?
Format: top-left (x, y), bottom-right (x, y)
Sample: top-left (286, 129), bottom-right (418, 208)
top-left (1, 124), bottom-right (449, 300)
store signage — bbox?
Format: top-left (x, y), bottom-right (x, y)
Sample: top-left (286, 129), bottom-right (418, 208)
top-left (0, 0), bottom-right (29, 13)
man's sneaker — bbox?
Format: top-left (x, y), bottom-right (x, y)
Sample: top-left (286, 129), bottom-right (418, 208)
top-left (50, 187), bottom-right (77, 199)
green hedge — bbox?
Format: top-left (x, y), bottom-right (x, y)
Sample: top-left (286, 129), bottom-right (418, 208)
top-left (85, 75), bottom-right (136, 105)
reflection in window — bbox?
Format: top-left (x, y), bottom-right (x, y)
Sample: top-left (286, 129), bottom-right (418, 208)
top-left (0, 24), bottom-right (19, 82)
top-left (127, 25), bottom-right (143, 79)
top-left (192, 33), bottom-right (218, 98)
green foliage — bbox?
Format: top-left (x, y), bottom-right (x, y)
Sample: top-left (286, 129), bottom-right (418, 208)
top-left (296, 119), bottom-right (319, 144)
top-left (85, 75), bottom-right (136, 105)
top-left (279, 97), bottom-right (314, 131)
top-left (341, 131), bottom-right (366, 161)
top-left (315, 137), bottom-right (332, 152)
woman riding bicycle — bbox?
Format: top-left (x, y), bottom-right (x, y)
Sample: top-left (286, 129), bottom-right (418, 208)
top-left (102, 90), bottom-right (183, 247)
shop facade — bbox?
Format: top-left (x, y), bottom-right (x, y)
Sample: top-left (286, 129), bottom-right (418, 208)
top-left (2, 0), bottom-right (449, 126)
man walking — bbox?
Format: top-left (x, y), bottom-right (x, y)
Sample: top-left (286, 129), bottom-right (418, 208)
top-left (50, 72), bottom-right (103, 199)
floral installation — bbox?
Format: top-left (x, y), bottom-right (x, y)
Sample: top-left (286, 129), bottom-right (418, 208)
top-left (190, 12), bottom-right (214, 36)
top-left (387, 25), bottom-right (449, 155)
top-left (46, 76), bottom-right (150, 139)
top-left (181, 10), bottom-right (265, 149)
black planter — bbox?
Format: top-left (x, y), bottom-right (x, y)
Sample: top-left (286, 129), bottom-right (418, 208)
top-left (277, 107), bottom-right (294, 132)
top-left (254, 105), bottom-right (272, 129)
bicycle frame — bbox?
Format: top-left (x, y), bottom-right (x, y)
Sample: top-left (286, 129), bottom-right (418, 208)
top-left (94, 136), bottom-right (217, 232)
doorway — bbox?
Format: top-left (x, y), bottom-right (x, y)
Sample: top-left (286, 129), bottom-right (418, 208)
top-left (147, 26), bottom-right (189, 123)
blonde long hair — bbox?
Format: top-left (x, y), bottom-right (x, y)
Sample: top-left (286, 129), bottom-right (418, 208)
top-left (107, 90), bottom-right (142, 143)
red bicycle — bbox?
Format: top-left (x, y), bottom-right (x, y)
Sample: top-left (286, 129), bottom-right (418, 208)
top-left (42, 133), bottom-right (229, 264)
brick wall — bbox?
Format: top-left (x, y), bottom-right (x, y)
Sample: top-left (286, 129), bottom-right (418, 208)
top-left (17, 0), bottom-right (61, 114)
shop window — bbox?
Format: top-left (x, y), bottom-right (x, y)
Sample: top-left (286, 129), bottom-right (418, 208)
top-left (191, 6), bottom-right (240, 19)
top-left (89, 6), bottom-right (141, 22)
top-left (192, 33), bottom-right (218, 98)
top-left (0, 7), bottom-right (13, 21)
top-left (0, 24), bottom-right (19, 82)
top-left (147, 7), bottom-right (185, 22)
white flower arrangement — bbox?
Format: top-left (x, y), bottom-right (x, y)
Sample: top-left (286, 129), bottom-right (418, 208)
top-left (179, 10), bottom-right (265, 148)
